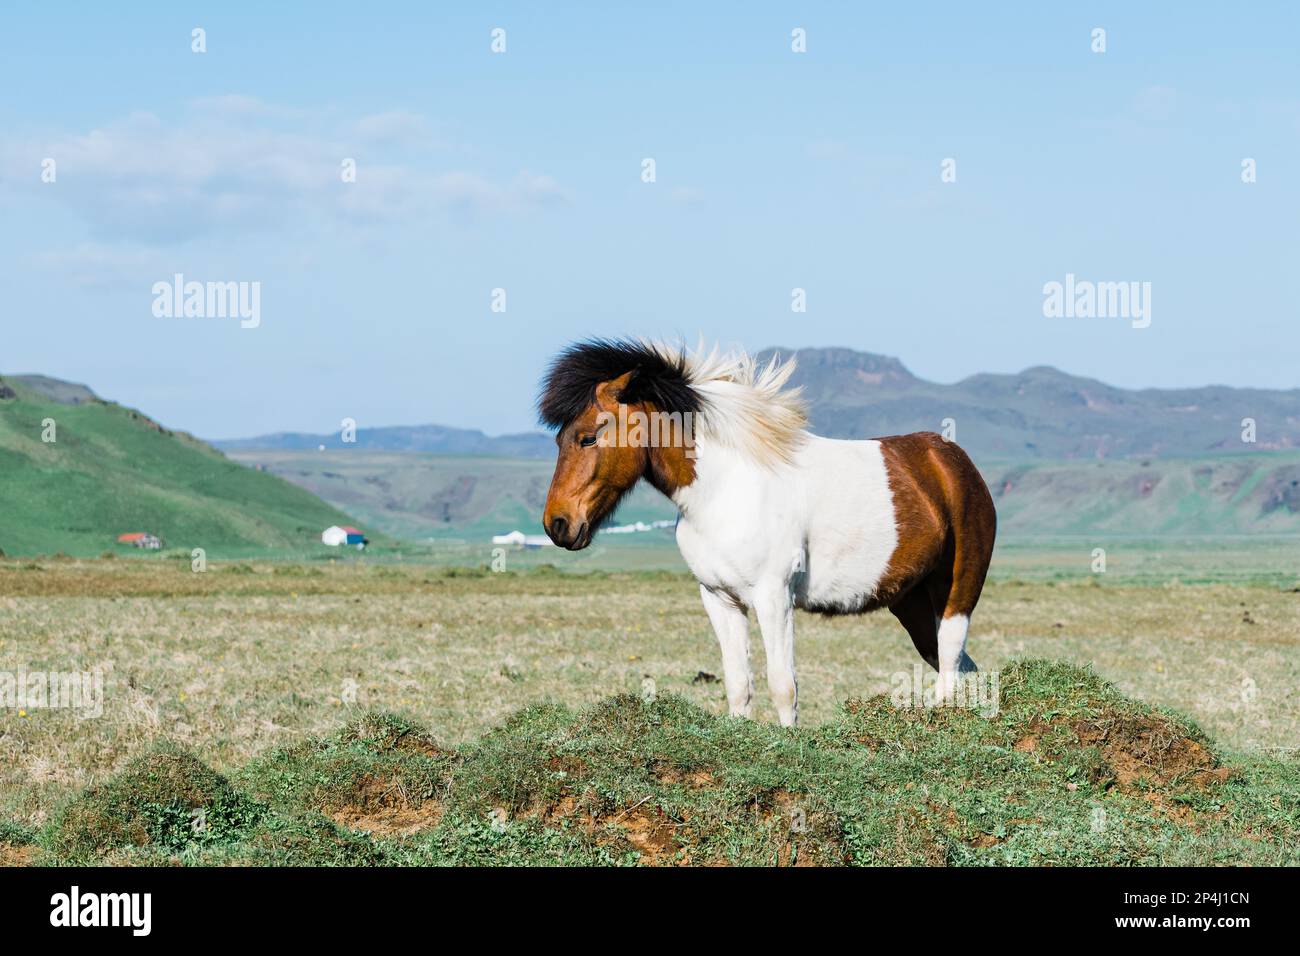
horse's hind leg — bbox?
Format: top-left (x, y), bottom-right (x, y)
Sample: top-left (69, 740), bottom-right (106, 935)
top-left (931, 474), bottom-right (996, 701)
top-left (889, 584), bottom-right (939, 670)
top-left (922, 564), bottom-right (975, 690)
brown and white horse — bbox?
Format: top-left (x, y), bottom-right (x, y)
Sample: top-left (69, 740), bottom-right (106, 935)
top-left (539, 339), bottom-right (996, 726)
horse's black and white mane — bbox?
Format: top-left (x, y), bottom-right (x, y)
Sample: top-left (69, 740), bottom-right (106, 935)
top-left (537, 339), bottom-right (702, 429)
top-left (537, 339), bottom-right (808, 465)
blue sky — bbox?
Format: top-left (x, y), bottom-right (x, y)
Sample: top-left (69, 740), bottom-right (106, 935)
top-left (2, 2), bottom-right (1297, 439)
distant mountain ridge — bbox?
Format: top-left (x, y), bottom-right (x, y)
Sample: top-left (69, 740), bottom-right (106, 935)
top-left (766, 347), bottom-right (1300, 460)
top-left (224, 447), bottom-right (1300, 539)
top-left (217, 347), bottom-right (1300, 461)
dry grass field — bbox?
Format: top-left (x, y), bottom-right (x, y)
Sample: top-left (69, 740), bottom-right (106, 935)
top-left (2, 555), bottom-right (1297, 840)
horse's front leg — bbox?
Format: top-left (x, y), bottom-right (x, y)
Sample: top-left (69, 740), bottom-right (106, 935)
top-left (753, 582), bottom-right (798, 727)
top-left (698, 584), bottom-right (752, 718)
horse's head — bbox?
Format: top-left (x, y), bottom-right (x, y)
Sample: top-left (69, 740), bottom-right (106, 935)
top-left (542, 371), bottom-right (645, 549)
top-left (537, 340), bottom-right (701, 550)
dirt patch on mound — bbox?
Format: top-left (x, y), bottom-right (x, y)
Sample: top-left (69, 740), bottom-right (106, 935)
top-left (1073, 714), bottom-right (1227, 789)
top-left (889, 808), bottom-right (949, 866)
top-left (523, 785), bottom-right (841, 866)
top-left (1140, 791), bottom-right (1204, 829)
top-left (0, 844), bottom-right (38, 866)
top-left (756, 788), bottom-right (804, 822)
top-left (1017, 711), bottom-right (1230, 791)
top-left (329, 775), bottom-right (443, 837)
top-left (652, 762), bottom-right (716, 789)
top-left (390, 734), bottom-right (452, 760)
top-left (756, 789), bottom-right (846, 866)
top-left (517, 791), bottom-right (686, 865)
top-left (610, 803), bottom-right (680, 864)
top-left (1013, 734), bottom-right (1038, 753)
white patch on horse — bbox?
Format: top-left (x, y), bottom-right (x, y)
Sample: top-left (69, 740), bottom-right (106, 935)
top-left (674, 427), bottom-right (900, 726)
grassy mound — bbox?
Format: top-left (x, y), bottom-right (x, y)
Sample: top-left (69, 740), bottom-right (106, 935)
top-left (9, 661), bottom-right (1298, 866)
top-left (43, 743), bottom-right (265, 865)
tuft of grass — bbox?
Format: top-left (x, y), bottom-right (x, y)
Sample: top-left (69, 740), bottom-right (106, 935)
top-left (0, 818), bottom-right (38, 867)
top-left (21, 660), bottom-right (1299, 866)
top-left (42, 743), bottom-right (265, 865)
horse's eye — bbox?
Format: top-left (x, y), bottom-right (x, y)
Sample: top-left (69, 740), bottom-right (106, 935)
top-left (578, 434), bottom-right (598, 448)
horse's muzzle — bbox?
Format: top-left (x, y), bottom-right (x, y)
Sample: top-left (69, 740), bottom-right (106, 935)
top-left (546, 515), bottom-right (591, 550)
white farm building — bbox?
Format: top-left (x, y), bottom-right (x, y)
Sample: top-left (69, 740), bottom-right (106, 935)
top-left (322, 525), bottom-right (368, 548)
top-left (491, 530), bottom-right (554, 549)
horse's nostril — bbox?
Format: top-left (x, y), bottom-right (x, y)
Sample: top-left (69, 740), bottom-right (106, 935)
top-left (549, 516), bottom-right (568, 541)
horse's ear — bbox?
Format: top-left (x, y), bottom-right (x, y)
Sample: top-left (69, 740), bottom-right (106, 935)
top-left (595, 370), bottom-right (638, 408)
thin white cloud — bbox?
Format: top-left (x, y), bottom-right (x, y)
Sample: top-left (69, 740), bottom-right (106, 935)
top-left (188, 94), bottom-right (306, 119)
top-left (27, 243), bottom-right (169, 289)
top-left (0, 99), bottom-right (568, 243)
top-left (1080, 84), bottom-right (1181, 135)
top-left (354, 110), bottom-right (434, 146)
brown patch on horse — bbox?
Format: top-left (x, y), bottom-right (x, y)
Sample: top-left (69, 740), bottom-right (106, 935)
top-left (644, 409), bottom-right (697, 496)
top-left (876, 433), bottom-right (997, 664)
top-left (875, 434), bottom-right (950, 607)
top-left (889, 584), bottom-right (940, 669)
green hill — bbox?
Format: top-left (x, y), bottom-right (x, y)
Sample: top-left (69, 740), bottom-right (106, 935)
top-left (986, 453), bottom-right (1300, 535)
top-left (0, 375), bottom-right (358, 557)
